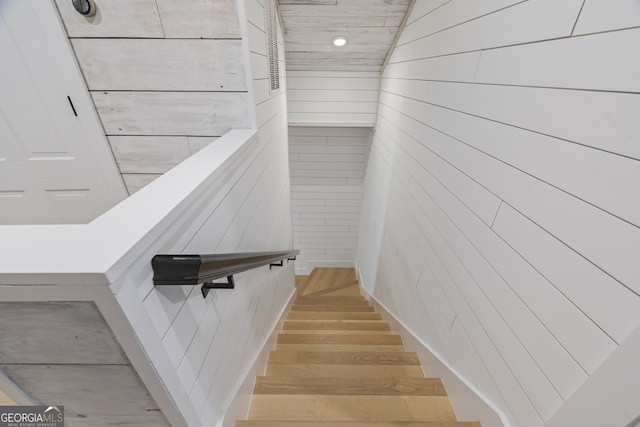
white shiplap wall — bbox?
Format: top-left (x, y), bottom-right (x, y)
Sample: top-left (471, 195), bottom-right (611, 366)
top-left (76, 1), bottom-right (291, 425)
top-left (358, 1), bottom-right (640, 427)
top-left (289, 127), bottom-right (369, 275)
top-left (287, 71), bottom-right (380, 126)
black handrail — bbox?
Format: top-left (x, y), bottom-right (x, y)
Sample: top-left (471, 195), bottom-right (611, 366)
top-left (152, 249), bottom-right (299, 298)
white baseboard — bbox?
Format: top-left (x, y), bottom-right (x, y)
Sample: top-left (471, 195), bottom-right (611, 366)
top-left (220, 288), bottom-right (296, 427)
top-left (294, 260), bottom-right (355, 275)
top-left (366, 294), bottom-right (509, 427)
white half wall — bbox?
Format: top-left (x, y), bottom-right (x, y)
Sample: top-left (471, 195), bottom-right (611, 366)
top-left (358, 1), bottom-right (640, 427)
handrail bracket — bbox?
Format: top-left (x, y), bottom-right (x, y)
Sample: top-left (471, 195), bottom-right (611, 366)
top-left (269, 260), bottom-right (284, 269)
top-left (201, 275), bottom-right (235, 298)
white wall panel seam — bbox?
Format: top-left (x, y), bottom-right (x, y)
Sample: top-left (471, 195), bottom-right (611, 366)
top-left (380, 95), bottom-right (640, 230)
top-left (394, 180), bottom-right (544, 423)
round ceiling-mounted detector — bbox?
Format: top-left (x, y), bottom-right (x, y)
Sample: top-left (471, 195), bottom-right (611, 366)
top-left (72, 0), bottom-right (97, 17)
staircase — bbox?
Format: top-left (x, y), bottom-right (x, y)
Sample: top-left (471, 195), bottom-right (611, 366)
top-left (236, 268), bottom-right (480, 427)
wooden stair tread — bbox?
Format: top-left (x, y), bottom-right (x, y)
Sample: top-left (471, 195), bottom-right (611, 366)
top-left (303, 279), bottom-right (362, 297)
top-left (283, 329), bottom-right (393, 335)
top-left (291, 305), bottom-right (375, 312)
top-left (295, 275), bottom-right (311, 294)
top-left (254, 376), bottom-right (446, 395)
top-left (247, 395), bottom-right (456, 422)
top-left (268, 351), bottom-right (421, 365)
top-left (277, 334), bottom-right (403, 345)
top-left (301, 268), bottom-right (357, 296)
top-left (283, 320), bottom-right (391, 331)
top-left (276, 344), bottom-right (406, 352)
top-left (294, 296), bottom-right (369, 304)
top-left (288, 312), bottom-right (382, 320)
top-left (265, 364), bottom-right (425, 378)
top-left (237, 422), bottom-right (481, 427)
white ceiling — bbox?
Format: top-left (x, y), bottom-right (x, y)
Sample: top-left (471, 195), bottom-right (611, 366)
top-left (278, 0), bottom-right (412, 72)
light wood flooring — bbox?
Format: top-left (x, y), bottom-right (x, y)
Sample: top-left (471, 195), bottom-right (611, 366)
top-left (236, 268), bottom-right (481, 427)
top-left (0, 388), bottom-right (16, 406)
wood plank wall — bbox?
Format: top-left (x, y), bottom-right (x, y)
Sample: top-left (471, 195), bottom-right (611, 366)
top-left (289, 126), bottom-right (370, 274)
top-left (54, 0), bottom-right (251, 194)
top-left (287, 71), bottom-right (380, 126)
top-left (357, 1), bottom-right (640, 426)
top-left (0, 302), bottom-right (169, 425)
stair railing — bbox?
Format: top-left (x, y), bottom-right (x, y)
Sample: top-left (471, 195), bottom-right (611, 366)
top-left (152, 249), bottom-right (299, 298)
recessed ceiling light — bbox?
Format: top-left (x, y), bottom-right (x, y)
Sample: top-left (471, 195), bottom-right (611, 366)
top-left (333, 36), bottom-right (347, 47)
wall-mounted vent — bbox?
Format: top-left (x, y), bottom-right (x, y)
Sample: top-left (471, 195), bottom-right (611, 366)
top-left (265, 0), bottom-right (280, 92)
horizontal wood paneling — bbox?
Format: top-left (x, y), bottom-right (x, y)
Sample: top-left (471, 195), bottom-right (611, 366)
top-left (278, 0), bottom-right (410, 71)
top-left (0, 301), bottom-right (169, 425)
top-left (122, 174), bottom-right (161, 194)
top-left (72, 39), bottom-right (246, 91)
top-left (358, 1), bottom-right (640, 426)
top-left (426, 81), bottom-right (640, 162)
top-left (397, 0), bottom-right (524, 46)
top-left (390, 94), bottom-right (640, 227)
top-left (108, 136), bottom-right (190, 174)
top-left (406, 0), bottom-right (450, 25)
top-left (492, 204), bottom-right (640, 344)
top-left (287, 71), bottom-right (379, 126)
top-left (289, 127), bottom-right (368, 273)
top-left (1, 364), bottom-right (168, 424)
top-left (475, 28), bottom-right (640, 92)
top-left (54, 0), bottom-right (164, 38)
top-left (573, 0), bottom-right (640, 35)
top-left (0, 302), bottom-right (127, 365)
top-left (155, 0), bottom-right (241, 38)
top-left (56, 0), bottom-right (248, 195)
top-left (93, 92), bottom-right (250, 136)
top-left (391, 0), bottom-right (583, 62)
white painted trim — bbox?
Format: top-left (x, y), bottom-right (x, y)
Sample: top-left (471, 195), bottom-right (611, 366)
top-left (221, 286), bottom-right (295, 427)
top-left (364, 290), bottom-right (510, 427)
top-left (294, 260), bottom-right (355, 275)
